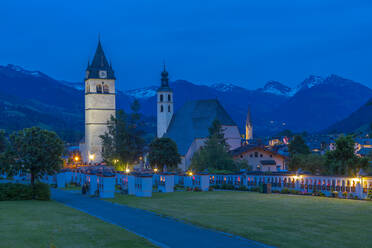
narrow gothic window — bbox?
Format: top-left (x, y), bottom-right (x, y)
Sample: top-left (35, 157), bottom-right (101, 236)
top-left (168, 105), bottom-right (171, 112)
top-left (160, 105), bottom-right (164, 112)
top-left (103, 84), bottom-right (109, 93)
top-left (86, 84), bottom-right (90, 93)
top-left (160, 94), bottom-right (164, 102)
top-left (168, 94), bottom-right (171, 101)
top-left (96, 84), bottom-right (102, 93)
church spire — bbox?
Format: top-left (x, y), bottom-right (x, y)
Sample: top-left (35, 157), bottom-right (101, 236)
top-left (158, 62), bottom-right (171, 91)
top-left (86, 38), bottom-right (115, 79)
top-left (245, 107), bottom-right (253, 141)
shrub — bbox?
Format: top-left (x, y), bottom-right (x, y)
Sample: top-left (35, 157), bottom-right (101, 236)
top-left (272, 190), bottom-right (280, 193)
top-left (213, 185), bottom-right (220, 189)
top-left (208, 186), bottom-right (214, 191)
top-left (342, 192), bottom-right (348, 198)
top-left (237, 185), bottom-right (248, 191)
top-left (220, 184), bottom-right (234, 190)
top-left (280, 188), bottom-right (290, 194)
top-left (0, 183), bottom-right (33, 201)
top-left (319, 192), bottom-right (326, 197)
top-left (186, 186), bottom-right (192, 191)
top-left (331, 191), bottom-right (338, 198)
top-left (193, 187), bottom-right (202, 192)
top-left (33, 182), bottom-right (51, 200)
top-left (251, 187), bottom-right (260, 192)
top-left (289, 189), bottom-right (298, 195)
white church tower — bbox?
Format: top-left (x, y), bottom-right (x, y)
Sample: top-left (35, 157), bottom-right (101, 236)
top-left (81, 39), bottom-right (116, 163)
top-left (157, 65), bottom-right (173, 138)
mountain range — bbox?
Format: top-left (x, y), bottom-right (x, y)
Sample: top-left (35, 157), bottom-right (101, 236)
top-left (0, 64), bottom-right (371, 143)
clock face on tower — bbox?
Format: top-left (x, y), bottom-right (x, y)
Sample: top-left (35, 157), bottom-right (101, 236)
top-left (99, 70), bottom-right (107, 79)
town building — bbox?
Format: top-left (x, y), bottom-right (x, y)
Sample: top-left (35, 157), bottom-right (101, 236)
top-left (80, 40), bottom-right (116, 163)
top-left (231, 145), bottom-right (287, 172)
top-left (157, 68), bottom-right (241, 171)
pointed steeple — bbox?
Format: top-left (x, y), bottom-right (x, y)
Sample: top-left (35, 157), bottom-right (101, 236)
top-left (246, 107), bottom-right (251, 126)
top-left (158, 62), bottom-right (171, 91)
top-left (86, 38), bottom-right (115, 79)
top-left (245, 107), bottom-right (253, 141)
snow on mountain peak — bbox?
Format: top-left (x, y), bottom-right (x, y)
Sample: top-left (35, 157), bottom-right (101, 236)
top-left (211, 83), bottom-right (239, 92)
top-left (295, 75), bottom-right (324, 92)
top-left (2, 64), bottom-right (45, 78)
top-left (125, 86), bottom-right (158, 98)
top-left (258, 80), bottom-right (292, 96)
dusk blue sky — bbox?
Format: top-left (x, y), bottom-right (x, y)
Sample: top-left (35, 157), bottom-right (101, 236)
top-left (1, 0), bottom-right (372, 91)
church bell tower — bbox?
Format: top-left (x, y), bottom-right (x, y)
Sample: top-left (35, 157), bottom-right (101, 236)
top-left (157, 65), bottom-right (173, 138)
top-left (82, 39), bottom-right (116, 163)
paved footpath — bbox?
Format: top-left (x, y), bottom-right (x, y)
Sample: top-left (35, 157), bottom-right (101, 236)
top-left (52, 189), bottom-right (273, 248)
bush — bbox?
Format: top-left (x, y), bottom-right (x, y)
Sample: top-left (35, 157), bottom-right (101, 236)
top-left (33, 182), bottom-right (50, 200)
top-left (280, 188), bottom-right (290, 194)
top-left (221, 184), bottom-right (235, 190)
top-left (213, 185), bottom-right (220, 189)
top-left (193, 187), bottom-right (202, 192)
top-left (237, 185), bottom-right (248, 191)
top-left (208, 186), bottom-right (214, 191)
top-left (251, 187), bottom-right (260, 192)
top-left (0, 183), bottom-right (33, 201)
top-left (331, 191), bottom-right (338, 198)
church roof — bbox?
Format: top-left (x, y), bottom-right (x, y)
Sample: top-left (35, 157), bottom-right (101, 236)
top-left (86, 40), bottom-right (115, 79)
top-left (164, 99), bottom-right (236, 155)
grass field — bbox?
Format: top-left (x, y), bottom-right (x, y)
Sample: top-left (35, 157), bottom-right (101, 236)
top-left (107, 191), bottom-right (372, 248)
top-left (0, 201), bottom-right (157, 248)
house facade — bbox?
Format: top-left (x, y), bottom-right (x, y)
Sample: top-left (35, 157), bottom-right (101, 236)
top-left (231, 145), bottom-right (287, 172)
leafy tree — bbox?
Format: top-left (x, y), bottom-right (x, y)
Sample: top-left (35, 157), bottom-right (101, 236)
top-left (325, 135), bottom-right (368, 176)
top-left (288, 135), bottom-right (310, 155)
top-left (191, 120), bottom-right (237, 172)
top-left (0, 130), bottom-right (7, 153)
top-left (100, 100), bottom-right (145, 169)
top-left (289, 153), bottom-right (326, 174)
top-left (5, 127), bottom-right (64, 185)
top-left (148, 138), bottom-right (181, 171)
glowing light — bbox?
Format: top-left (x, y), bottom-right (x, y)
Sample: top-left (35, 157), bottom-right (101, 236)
top-left (89, 154), bottom-right (95, 161)
top-left (154, 168), bottom-right (158, 173)
top-left (74, 156), bottom-right (79, 162)
top-left (125, 168), bottom-right (130, 174)
top-left (188, 171), bottom-right (193, 176)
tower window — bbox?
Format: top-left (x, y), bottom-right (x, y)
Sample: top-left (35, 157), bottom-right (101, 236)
top-left (255, 152), bottom-right (258, 157)
top-left (168, 94), bottom-right (171, 101)
top-left (96, 84), bottom-right (102, 93)
top-left (160, 94), bottom-right (164, 102)
top-left (86, 84), bottom-right (90, 93)
top-left (160, 105), bottom-right (164, 112)
top-left (168, 105), bottom-right (171, 112)
top-left (103, 84), bottom-right (109, 94)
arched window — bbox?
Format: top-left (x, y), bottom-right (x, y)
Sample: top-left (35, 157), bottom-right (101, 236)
top-left (160, 94), bottom-right (164, 102)
top-left (160, 105), bottom-right (164, 112)
top-left (96, 84), bottom-right (102, 93)
top-left (254, 152), bottom-right (258, 157)
top-left (168, 105), bottom-right (171, 112)
top-left (103, 84), bottom-right (109, 93)
top-left (86, 84), bottom-right (90, 93)
top-left (168, 94), bottom-right (171, 101)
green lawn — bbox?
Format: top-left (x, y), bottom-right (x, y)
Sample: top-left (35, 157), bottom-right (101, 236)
top-left (106, 191), bottom-right (372, 248)
top-left (0, 201), bottom-right (157, 248)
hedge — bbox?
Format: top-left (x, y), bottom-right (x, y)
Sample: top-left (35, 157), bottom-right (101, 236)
top-left (0, 182), bottom-right (50, 201)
